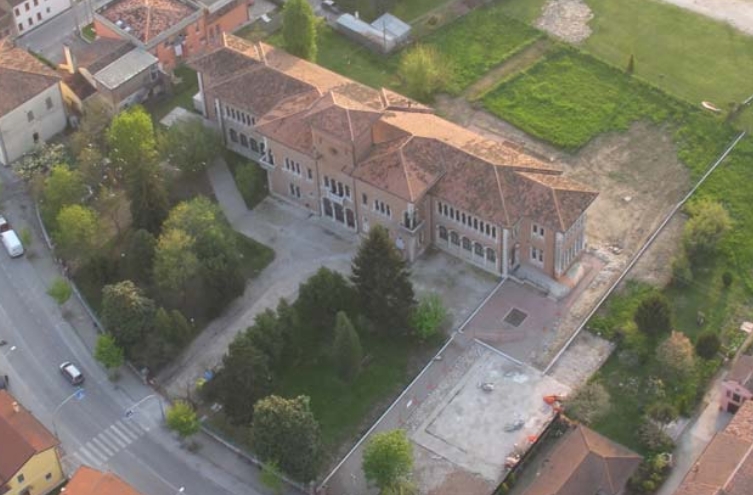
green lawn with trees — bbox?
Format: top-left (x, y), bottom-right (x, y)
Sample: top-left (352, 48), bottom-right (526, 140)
top-left (204, 227), bottom-right (447, 479)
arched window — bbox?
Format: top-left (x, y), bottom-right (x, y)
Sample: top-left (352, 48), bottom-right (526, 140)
top-left (450, 231), bottom-right (460, 246)
top-left (486, 248), bottom-right (496, 263)
top-left (474, 243), bottom-right (483, 256)
top-left (439, 226), bottom-right (448, 240)
top-left (462, 237), bottom-right (471, 251)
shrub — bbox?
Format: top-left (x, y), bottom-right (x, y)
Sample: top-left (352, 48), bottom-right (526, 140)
top-left (656, 331), bottom-right (696, 383)
top-left (647, 402), bottom-right (678, 425)
top-left (722, 271), bottom-right (733, 288)
top-left (634, 293), bottom-right (672, 336)
top-left (564, 381), bottom-right (611, 425)
top-left (695, 331), bottom-right (721, 360)
top-left (671, 252), bottom-right (692, 287)
top-left (638, 417), bottom-right (675, 453)
top-left (410, 293), bottom-right (448, 342)
top-left (683, 199), bottom-right (731, 265)
top-left (398, 44), bottom-right (445, 102)
top-left (47, 277), bottom-right (72, 305)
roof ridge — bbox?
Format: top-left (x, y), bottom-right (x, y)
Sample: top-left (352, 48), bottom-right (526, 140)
top-left (494, 166), bottom-right (510, 227)
top-left (398, 146), bottom-right (414, 202)
top-left (551, 187), bottom-right (564, 231)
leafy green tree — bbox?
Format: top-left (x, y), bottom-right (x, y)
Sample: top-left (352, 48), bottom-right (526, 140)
top-left (638, 417), bottom-right (675, 453)
top-left (160, 119), bottom-right (222, 175)
top-left (54, 205), bottom-right (98, 263)
top-left (696, 331), bottom-right (721, 360)
top-left (276, 298), bottom-right (303, 362)
top-left (107, 106), bottom-right (157, 170)
top-left (42, 164), bottom-right (85, 224)
top-left (214, 338), bottom-right (272, 425)
top-left (47, 277), bottom-right (72, 304)
top-left (166, 400), bottom-right (201, 439)
top-left (93, 187), bottom-right (127, 236)
top-left (154, 307), bottom-right (194, 348)
top-left (362, 429), bottom-right (413, 492)
top-left (647, 402), bottom-right (678, 426)
top-left (163, 196), bottom-right (223, 238)
top-left (126, 161), bottom-right (169, 234)
top-left (683, 199), bottom-right (732, 264)
top-left (410, 293), bottom-right (447, 341)
top-left (193, 225), bottom-right (244, 314)
top-left (102, 280), bottom-right (156, 354)
top-left (247, 309), bottom-right (285, 369)
top-left (656, 331), bottom-right (696, 383)
top-left (154, 229), bottom-right (199, 303)
top-left (252, 395), bottom-right (322, 481)
top-left (634, 292), bottom-right (672, 336)
top-left (352, 226), bottom-right (416, 333)
top-left (296, 267), bottom-right (356, 338)
top-left (398, 45), bottom-right (445, 102)
top-left (332, 311), bottom-right (362, 381)
top-left (77, 146), bottom-right (109, 189)
top-left (94, 334), bottom-right (125, 372)
top-left (282, 0), bottom-right (317, 61)
top-left (125, 229), bottom-right (157, 284)
top-left (565, 381), bottom-right (611, 425)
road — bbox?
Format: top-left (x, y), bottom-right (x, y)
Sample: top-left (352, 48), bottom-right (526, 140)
top-left (15, 0), bottom-right (106, 64)
top-left (0, 170), bottom-right (283, 495)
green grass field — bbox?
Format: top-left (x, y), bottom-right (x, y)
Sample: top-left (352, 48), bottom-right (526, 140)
top-left (583, 0), bottom-right (753, 107)
top-left (147, 66), bottom-right (199, 121)
top-left (391, 0), bottom-right (452, 22)
top-left (424, 3), bottom-right (542, 94)
top-left (496, 0), bottom-right (547, 23)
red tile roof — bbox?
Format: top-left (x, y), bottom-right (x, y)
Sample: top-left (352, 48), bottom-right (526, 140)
top-left (0, 45), bottom-right (61, 117)
top-left (66, 466), bottom-right (145, 495)
top-left (519, 425), bottom-right (642, 495)
top-left (98, 0), bottom-right (197, 44)
top-left (0, 391), bottom-right (59, 486)
top-left (192, 35), bottom-right (598, 231)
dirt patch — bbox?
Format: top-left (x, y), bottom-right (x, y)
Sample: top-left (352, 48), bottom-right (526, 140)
top-left (561, 121), bottom-right (690, 256)
top-left (628, 213), bottom-right (687, 286)
top-left (534, 0), bottom-right (593, 43)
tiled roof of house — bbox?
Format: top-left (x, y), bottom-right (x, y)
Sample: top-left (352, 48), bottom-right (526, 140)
top-left (0, 45), bottom-right (61, 117)
top-left (194, 35), bottom-right (597, 231)
top-left (727, 354), bottom-right (753, 391)
top-left (674, 400), bottom-right (753, 495)
top-left (98, 0), bottom-right (197, 44)
top-left (66, 466), bottom-right (145, 495)
top-left (0, 391), bottom-right (59, 486)
top-left (66, 38), bottom-right (134, 73)
top-left (519, 425), bottom-right (642, 495)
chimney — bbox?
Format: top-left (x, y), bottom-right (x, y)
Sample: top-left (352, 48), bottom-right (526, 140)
top-left (63, 44), bottom-right (76, 74)
top-left (12, 401), bottom-right (20, 413)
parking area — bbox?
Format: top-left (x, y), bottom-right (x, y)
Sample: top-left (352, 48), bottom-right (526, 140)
top-left (409, 345), bottom-right (569, 493)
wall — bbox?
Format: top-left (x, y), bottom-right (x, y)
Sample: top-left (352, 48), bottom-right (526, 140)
top-left (12, 0), bottom-right (70, 34)
top-left (267, 140), bottom-right (319, 213)
top-left (4, 448), bottom-right (64, 495)
top-left (97, 64), bottom-right (161, 110)
top-left (0, 83), bottom-right (66, 165)
top-left (720, 381), bottom-right (753, 412)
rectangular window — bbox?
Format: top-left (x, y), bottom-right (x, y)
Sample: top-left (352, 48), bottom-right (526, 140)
top-left (289, 183), bottom-right (295, 196)
top-left (25, 2), bottom-right (29, 11)
top-left (733, 393), bottom-right (742, 403)
top-left (17, 474), bottom-right (25, 483)
top-left (437, 202), bottom-right (442, 214)
top-left (324, 176), bottom-right (330, 187)
top-left (15, 7), bottom-right (19, 15)
top-left (362, 193), bottom-right (368, 205)
top-left (307, 168), bottom-right (313, 180)
top-left (45, 473), bottom-right (52, 481)
top-left (18, 22), bottom-right (23, 31)
top-left (443, 204), bottom-right (448, 216)
top-left (229, 128), bottom-right (238, 143)
top-left (46, 97), bottom-right (54, 109)
top-left (27, 110), bottom-right (34, 122)
top-left (491, 227), bottom-right (496, 239)
top-left (462, 213), bottom-right (466, 224)
top-left (386, 205), bottom-right (391, 217)
top-left (449, 207), bottom-right (454, 218)
top-left (473, 218), bottom-right (478, 230)
top-left (33, 0), bottom-right (38, 6)
top-left (28, 18), bottom-right (32, 26)
top-left (345, 185), bottom-right (350, 198)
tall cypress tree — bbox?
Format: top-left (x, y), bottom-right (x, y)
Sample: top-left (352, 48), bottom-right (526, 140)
top-left (332, 311), bottom-right (362, 381)
top-left (282, 0), bottom-right (317, 61)
top-left (351, 226), bottom-right (416, 334)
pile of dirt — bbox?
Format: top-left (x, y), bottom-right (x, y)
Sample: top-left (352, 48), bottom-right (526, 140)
top-left (535, 0), bottom-right (594, 43)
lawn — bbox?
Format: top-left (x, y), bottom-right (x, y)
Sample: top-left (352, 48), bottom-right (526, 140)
top-left (496, 0), bottom-right (547, 23)
top-left (147, 66), bottom-right (200, 121)
top-left (278, 333), bottom-right (415, 453)
top-left (482, 49), bottom-right (734, 165)
top-left (237, 232), bottom-right (275, 279)
top-left (424, 3), bottom-right (542, 94)
top-left (583, 0), bottom-right (753, 107)
top-left (391, 0), bottom-right (452, 22)
top-left (223, 150), bottom-right (269, 209)
top-left (266, 27), bottom-right (400, 91)
top-left (587, 137), bottom-right (753, 453)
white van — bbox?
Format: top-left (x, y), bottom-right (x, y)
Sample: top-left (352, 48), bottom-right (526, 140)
top-left (1, 230), bottom-right (24, 258)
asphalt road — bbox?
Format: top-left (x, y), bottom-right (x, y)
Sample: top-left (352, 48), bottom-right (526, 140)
top-left (0, 170), bottom-right (272, 495)
top-left (15, 0), bottom-right (106, 64)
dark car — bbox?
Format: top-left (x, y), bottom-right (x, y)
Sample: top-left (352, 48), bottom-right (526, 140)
top-left (0, 374), bottom-right (7, 390)
top-left (60, 362), bottom-right (85, 386)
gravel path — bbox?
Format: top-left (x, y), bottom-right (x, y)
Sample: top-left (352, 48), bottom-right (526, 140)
top-left (657, 0), bottom-right (753, 35)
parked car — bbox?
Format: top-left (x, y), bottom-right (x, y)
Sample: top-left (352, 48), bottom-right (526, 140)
top-left (1, 230), bottom-right (24, 258)
top-left (60, 362), bottom-right (85, 386)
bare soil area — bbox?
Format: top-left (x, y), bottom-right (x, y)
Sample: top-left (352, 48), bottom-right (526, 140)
top-left (535, 0), bottom-right (593, 43)
top-left (658, 0), bottom-right (753, 36)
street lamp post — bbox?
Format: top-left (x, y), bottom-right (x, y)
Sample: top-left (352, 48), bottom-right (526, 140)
top-left (1, 345), bottom-right (17, 358)
top-left (51, 388), bottom-right (85, 438)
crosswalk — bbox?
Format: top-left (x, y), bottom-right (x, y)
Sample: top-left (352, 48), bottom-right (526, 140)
top-left (65, 418), bottom-right (148, 470)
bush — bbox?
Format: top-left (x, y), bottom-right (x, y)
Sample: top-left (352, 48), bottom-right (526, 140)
top-left (656, 331), bottom-right (696, 383)
top-left (410, 293), bottom-right (448, 342)
top-left (647, 402), bottom-right (678, 425)
top-left (722, 271), bottom-right (733, 288)
top-left (638, 417), bottom-right (675, 453)
top-left (565, 381), bottom-right (611, 425)
top-left (695, 331), bottom-right (721, 360)
top-left (671, 252), bottom-right (692, 287)
top-left (47, 277), bottom-right (72, 305)
top-left (234, 162), bottom-right (268, 209)
top-left (634, 293), bottom-right (672, 336)
top-left (683, 199), bottom-right (731, 264)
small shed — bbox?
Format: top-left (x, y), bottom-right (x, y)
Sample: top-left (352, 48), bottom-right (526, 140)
top-left (334, 12), bottom-right (411, 54)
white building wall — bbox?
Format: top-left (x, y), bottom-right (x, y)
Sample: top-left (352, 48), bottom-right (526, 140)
top-left (0, 84), bottom-right (67, 165)
top-left (11, 0), bottom-right (71, 34)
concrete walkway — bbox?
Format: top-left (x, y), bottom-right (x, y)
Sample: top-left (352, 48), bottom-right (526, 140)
top-left (158, 158), bottom-right (357, 398)
top-left (656, 376), bottom-right (733, 495)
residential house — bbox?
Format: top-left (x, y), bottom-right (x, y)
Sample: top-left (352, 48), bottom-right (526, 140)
top-left (0, 390), bottom-right (65, 495)
top-left (1, 0), bottom-right (70, 36)
top-left (720, 354), bottom-right (753, 413)
top-left (59, 38), bottom-right (164, 112)
top-left (0, 41), bottom-right (67, 166)
top-left (191, 35), bottom-right (598, 283)
top-left (93, 0), bottom-right (251, 71)
top-left (674, 399), bottom-right (753, 495)
top-left (64, 466), bottom-right (145, 495)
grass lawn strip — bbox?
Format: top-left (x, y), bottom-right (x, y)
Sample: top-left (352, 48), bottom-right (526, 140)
top-left (583, 0), bottom-right (753, 107)
top-left (147, 66), bottom-right (200, 121)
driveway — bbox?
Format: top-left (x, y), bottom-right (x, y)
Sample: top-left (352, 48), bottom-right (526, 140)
top-left (158, 159), bottom-right (357, 397)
